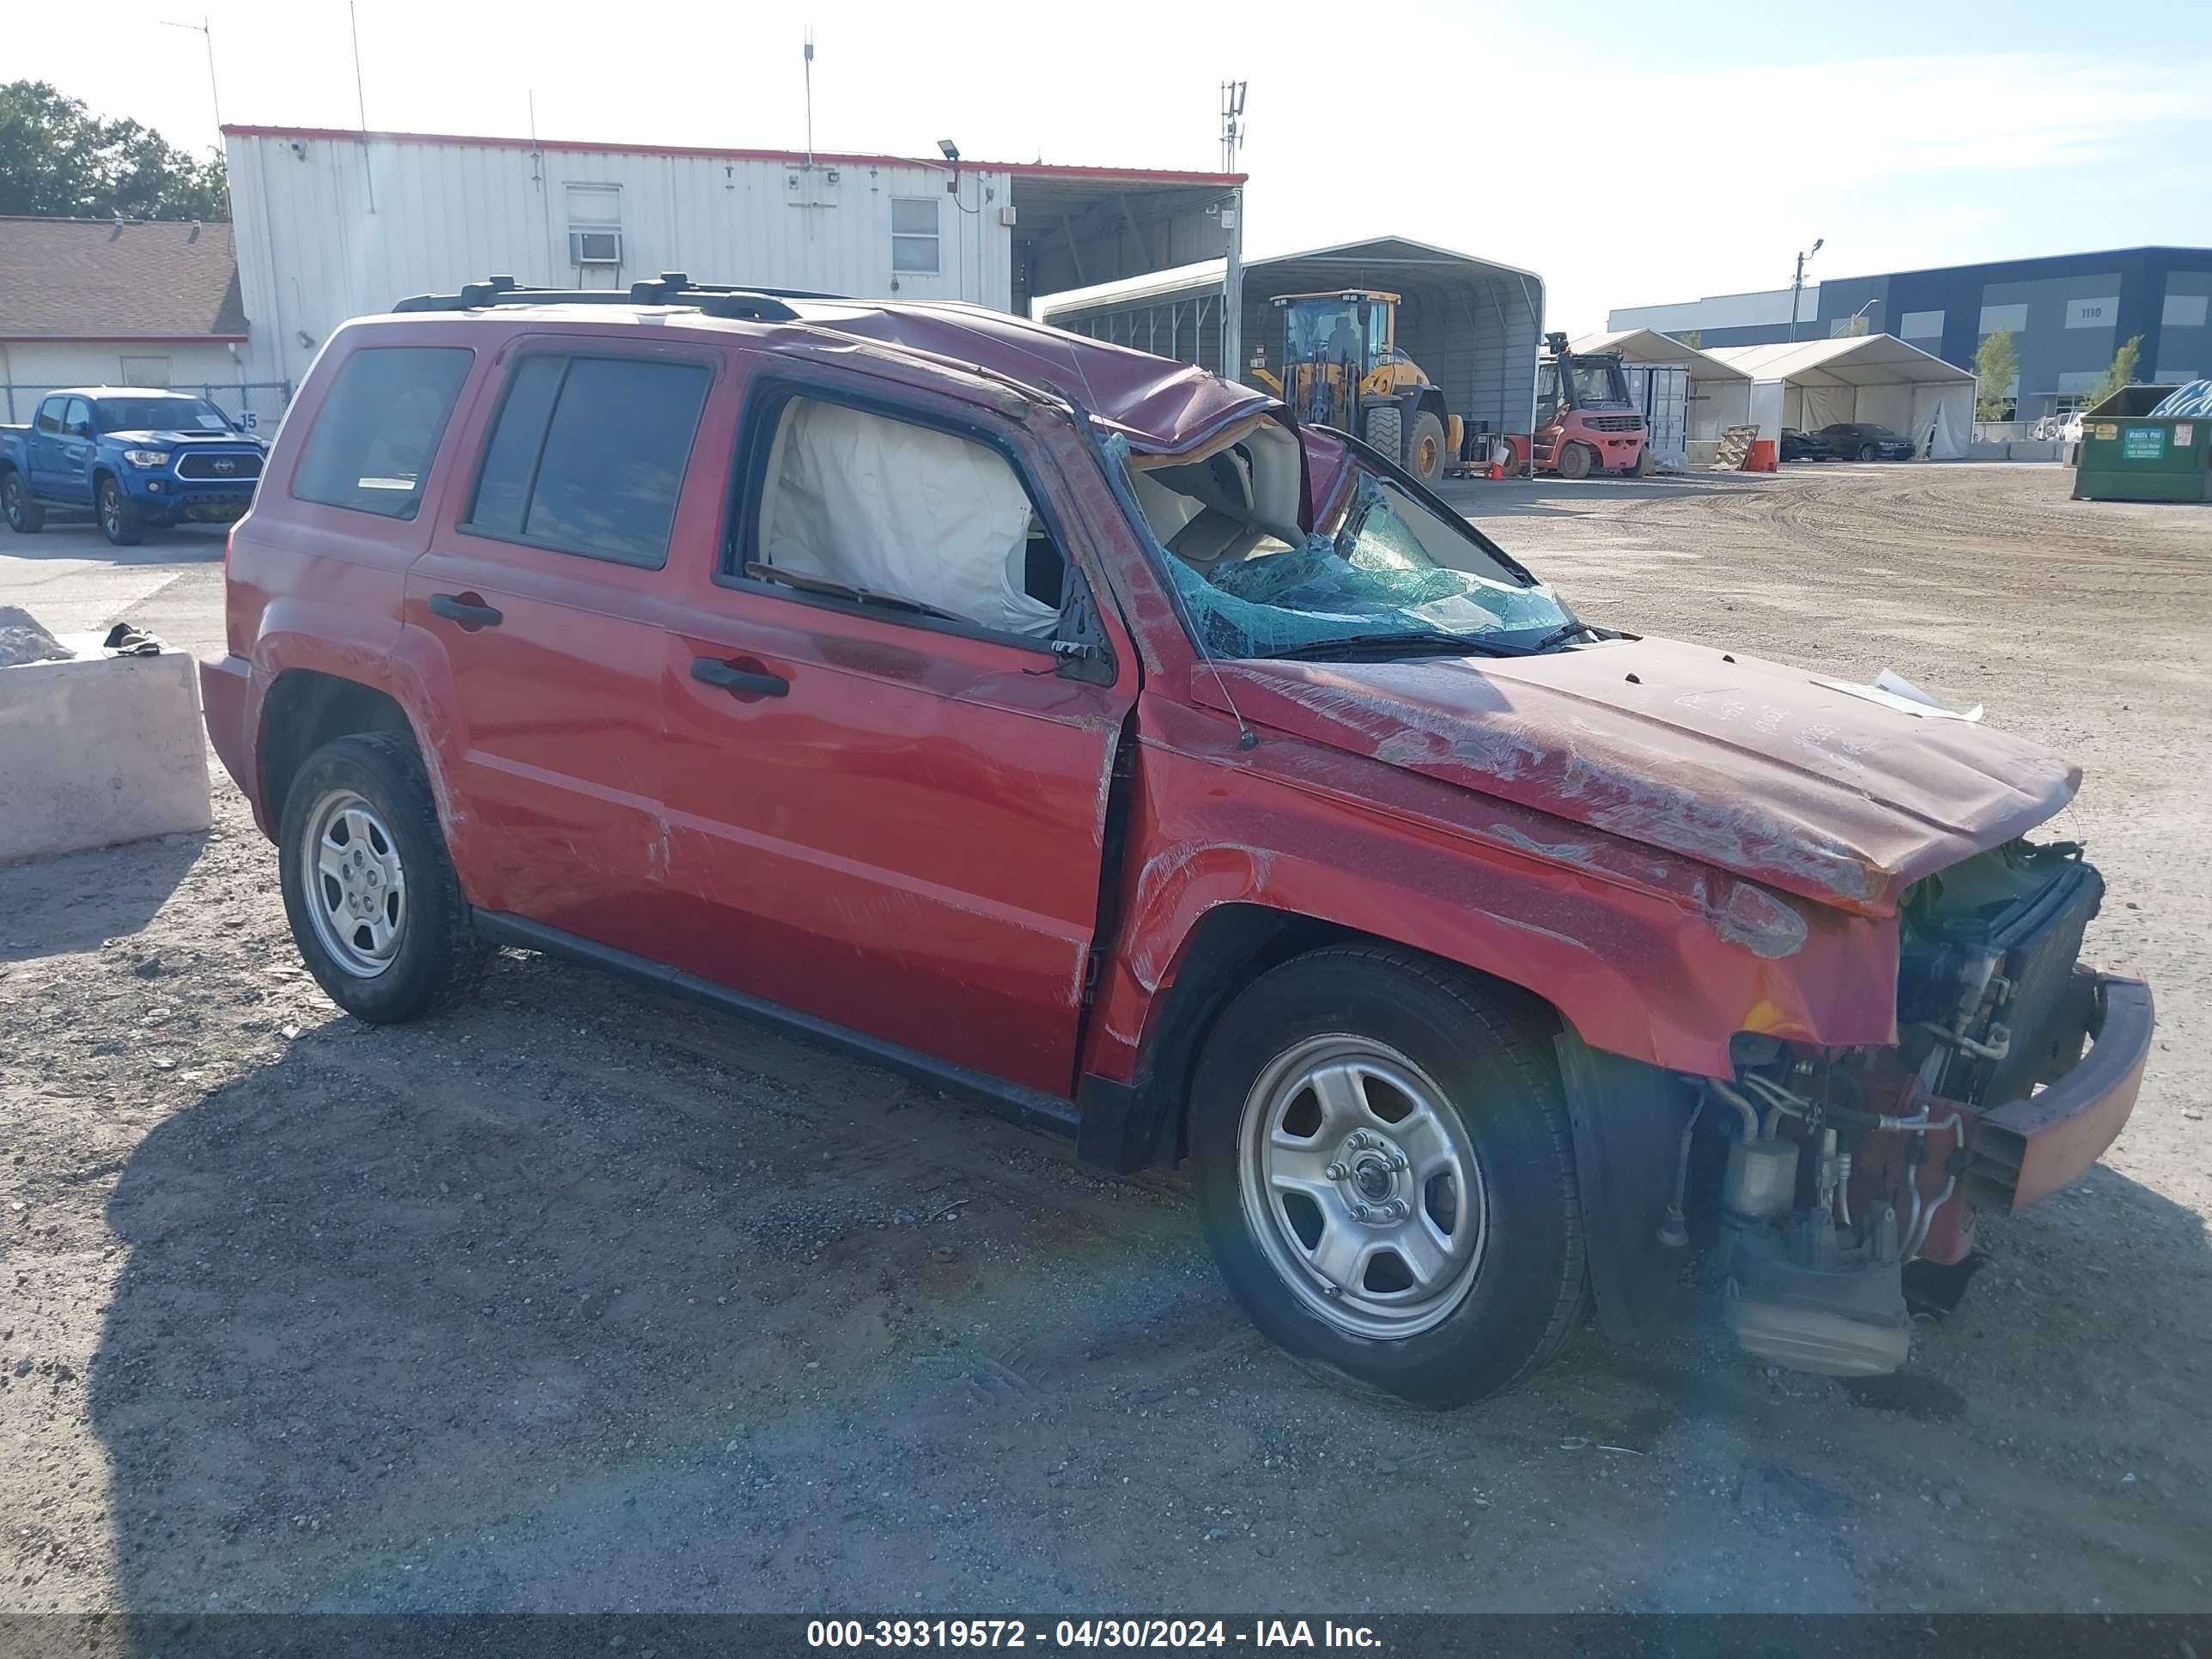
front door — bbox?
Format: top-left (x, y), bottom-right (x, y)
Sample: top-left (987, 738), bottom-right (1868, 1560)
top-left (406, 342), bottom-right (726, 958)
top-left (656, 370), bottom-right (1137, 1097)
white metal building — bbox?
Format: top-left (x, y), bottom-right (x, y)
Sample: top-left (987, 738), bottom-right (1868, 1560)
top-left (1706, 336), bottom-right (1977, 461)
top-left (222, 124), bottom-right (1243, 397)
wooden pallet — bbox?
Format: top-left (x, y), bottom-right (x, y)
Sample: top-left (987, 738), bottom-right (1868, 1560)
top-left (1713, 424), bottom-right (1760, 470)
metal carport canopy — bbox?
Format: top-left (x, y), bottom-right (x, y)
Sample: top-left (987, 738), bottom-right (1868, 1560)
top-left (1036, 235), bottom-right (1547, 444)
top-left (1237, 237), bottom-right (1547, 441)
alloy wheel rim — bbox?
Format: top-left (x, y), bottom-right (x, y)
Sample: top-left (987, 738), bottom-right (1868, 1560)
top-left (1237, 1034), bottom-right (1488, 1340)
top-left (300, 788), bottom-right (407, 978)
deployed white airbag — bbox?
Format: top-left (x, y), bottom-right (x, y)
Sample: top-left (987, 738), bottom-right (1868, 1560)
top-left (758, 398), bottom-right (1059, 637)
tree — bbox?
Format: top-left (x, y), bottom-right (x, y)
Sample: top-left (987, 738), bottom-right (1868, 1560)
top-left (1975, 329), bottom-right (2020, 421)
top-left (1675, 330), bottom-right (1702, 349)
top-left (0, 81), bottom-right (227, 221)
top-left (1838, 313), bottom-right (1871, 337)
top-left (2080, 334), bottom-right (2145, 413)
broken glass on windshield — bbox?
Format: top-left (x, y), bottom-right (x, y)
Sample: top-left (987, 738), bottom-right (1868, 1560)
top-left (1114, 426), bottom-right (1573, 659)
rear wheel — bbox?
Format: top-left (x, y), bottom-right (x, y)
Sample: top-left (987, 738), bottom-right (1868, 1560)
top-left (1, 471), bottom-right (43, 533)
top-left (1631, 446), bottom-right (1656, 477)
top-left (1406, 410), bottom-right (1447, 485)
top-left (1556, 441), bottom-right (1594, 481)
top-left (278, 732), bottom-right (489, 1024)
top-left (1362, 404), bottom-right (1403, 469)
top-left (1190, 946), bottom-right (1588, 1408)
top-left (96, 477), bottom-right (144, 546)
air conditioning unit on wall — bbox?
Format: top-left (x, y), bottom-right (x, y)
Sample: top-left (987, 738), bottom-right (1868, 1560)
top-left (569, 228), bottom-right (623, 265)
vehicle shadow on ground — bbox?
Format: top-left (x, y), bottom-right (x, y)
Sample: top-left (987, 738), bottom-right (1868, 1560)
top-left (0, 833), bottom-right (205, 962)
top-left (77, 955), bottom-right (2212, 1619)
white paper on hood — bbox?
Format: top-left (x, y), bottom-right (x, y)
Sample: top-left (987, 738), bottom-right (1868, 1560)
top-left (1810, 668), bottom-right (1984, 722)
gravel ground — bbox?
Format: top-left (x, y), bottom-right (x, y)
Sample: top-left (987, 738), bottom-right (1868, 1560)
top-left (1, 463), bottom-right (2207, 1615)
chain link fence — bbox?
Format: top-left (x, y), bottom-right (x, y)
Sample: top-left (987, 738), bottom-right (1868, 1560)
top-left (3, 380), bottom-right (294, 434)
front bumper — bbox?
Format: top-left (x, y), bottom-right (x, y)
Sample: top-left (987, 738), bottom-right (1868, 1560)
top-left (137, 475), bottom-right (255, 522)
top-left (1963, 970), bottom-right (2153, 1212)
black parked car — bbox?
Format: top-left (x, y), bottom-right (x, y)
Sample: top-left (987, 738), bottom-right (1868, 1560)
top-left (1779, 427), bottom-right (1836, 461)
top-left (1820, 422), bottom-right (1916, 461)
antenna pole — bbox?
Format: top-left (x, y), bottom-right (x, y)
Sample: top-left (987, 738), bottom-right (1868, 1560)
top-left (1218, 80), bottom-right (1248, 384)
top-left (349, 0), bottom-right (376, 212)
top-left (803, 30), bottom-right (816, 172)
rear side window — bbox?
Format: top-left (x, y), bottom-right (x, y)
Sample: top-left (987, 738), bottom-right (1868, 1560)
top-left (292, 346), bottom-right (474, 519)
top-left (464, 355), bottom-right (710, 568)
top-left (34, 402), bottom-right (62, 434)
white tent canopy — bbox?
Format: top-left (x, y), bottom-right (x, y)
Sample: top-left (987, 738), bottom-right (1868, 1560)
top-left (1706, 335), bottom-right (1976, 460)
top-left (1571, 328), bottom-right (1753, 444)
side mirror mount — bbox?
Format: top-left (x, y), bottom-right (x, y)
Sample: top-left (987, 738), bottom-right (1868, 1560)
top-left (1054, 569), bottom-right (1116, 687)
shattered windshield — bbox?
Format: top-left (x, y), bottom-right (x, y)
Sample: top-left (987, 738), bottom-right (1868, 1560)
top-left (1109, 432), bottom-right (1573, 659)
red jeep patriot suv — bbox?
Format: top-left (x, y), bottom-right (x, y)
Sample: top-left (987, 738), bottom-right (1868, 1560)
top-left (202, 274), bottom-right (2152, 1407)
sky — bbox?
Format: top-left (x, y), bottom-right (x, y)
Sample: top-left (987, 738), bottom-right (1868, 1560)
top-left (12, 0), bottom-right (2212, 333)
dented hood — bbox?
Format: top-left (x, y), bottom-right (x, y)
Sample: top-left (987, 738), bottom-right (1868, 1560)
top-left (1200, 638), bottom-right (2080, 916)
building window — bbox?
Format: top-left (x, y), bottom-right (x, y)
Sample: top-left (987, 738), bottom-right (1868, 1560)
top-left (2064, 295), bottom-right (2118, 329)
top-left (1978, 303), bottom-right (2027, 336)
top-left (891, 198), bottom-right (940, 274)
top-left (2164, 293), bottom-right (2209, 330)
top-left (1898, 309), bottom-right (1942, 339)
top-left (566, 183), bottom-right (623, 267)
top-left (119, 355), bottom-right (172, 387)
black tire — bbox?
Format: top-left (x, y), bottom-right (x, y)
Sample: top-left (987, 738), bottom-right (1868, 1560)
top-left (1856, 443), bottom-right (1879, 462)
top-left (1631, 445), bottom-right (1656, 478)
top-left (277, 731), bottom-right (490, 1024)
top-left (1405, 410), bottom-right (1447, 485)
top-left (1362, 404), bottom-right (1404, 469)
top-left (1, 470), bottom-right (43, 533)
top-left (1556, 441), bottom-right (1594, 481)
top-left (96, 476), bottom-right (144, 546)
top-left (1190, 945), bottom-right (1588, 1409)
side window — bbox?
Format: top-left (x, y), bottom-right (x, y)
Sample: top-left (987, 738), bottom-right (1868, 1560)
top-left (65, 398), bottom-right (94, 435)
top-left (464, 355), bottom-right (711, 568)
top-left (743, 394), bottom-right (1064, 642)
top-left (292, 346), bottom-right (474, 520)
top-left (33, 401), bottom-right (61, 435)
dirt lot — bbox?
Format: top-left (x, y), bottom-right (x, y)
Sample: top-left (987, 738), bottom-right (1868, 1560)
top-left (2, 465), bottom-right (2207, 1614)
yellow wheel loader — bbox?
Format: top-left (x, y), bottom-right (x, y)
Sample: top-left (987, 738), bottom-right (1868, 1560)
top-left (1249, 290), bottom-right (1462, 485)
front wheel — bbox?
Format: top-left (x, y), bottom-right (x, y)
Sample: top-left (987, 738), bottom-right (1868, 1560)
top-left (1, 471), bottom-right (44, 533)
top-left (1190, 946), bottom-right (1588, 1408)
top-left (97, 477), bottom-right (144, 546)
top-left (1362, 404), bottom-right (1404, 469)
top-left (277, 732), bottom-right (489, 1024)
top-left (1856, 443), bottom-right (1879, 462)
top-left (1406, 410), bottom-right (1447, 485)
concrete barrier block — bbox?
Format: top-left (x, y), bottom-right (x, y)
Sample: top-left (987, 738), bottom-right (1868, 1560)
top-left (0, 648), bottom-right (213, 862)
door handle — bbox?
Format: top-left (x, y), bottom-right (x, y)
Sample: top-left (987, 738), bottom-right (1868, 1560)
top-left (691, 657), bottom-right (789, 697)
top-left (428, 592), bottom-right (504, 629)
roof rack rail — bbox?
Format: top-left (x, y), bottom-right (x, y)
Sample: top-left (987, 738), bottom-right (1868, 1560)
top-left (389, 272), bottom-right (847, 321)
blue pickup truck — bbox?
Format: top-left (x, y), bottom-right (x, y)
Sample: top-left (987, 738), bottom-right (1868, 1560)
top-left (0, 386), bottom-right (269, 546)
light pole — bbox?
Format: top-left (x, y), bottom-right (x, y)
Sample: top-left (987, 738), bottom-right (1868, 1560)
top-left (1789, 238), bottom-right (1823, 343)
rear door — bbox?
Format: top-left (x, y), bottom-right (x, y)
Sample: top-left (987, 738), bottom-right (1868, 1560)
top-left (655, 364), bottom-right (1139, 1097)
top-left (404, 337), bottom-right (726, 957)
top-left (26, 398), bottom-right (65, 494)
top-left (54, 398), bottom-right (98, 504)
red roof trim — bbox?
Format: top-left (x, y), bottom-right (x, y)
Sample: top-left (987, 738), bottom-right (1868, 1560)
top-left (0, 333), bottom-right (247, 344)
top-left (220, 125), bottom-right (1244, 187)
